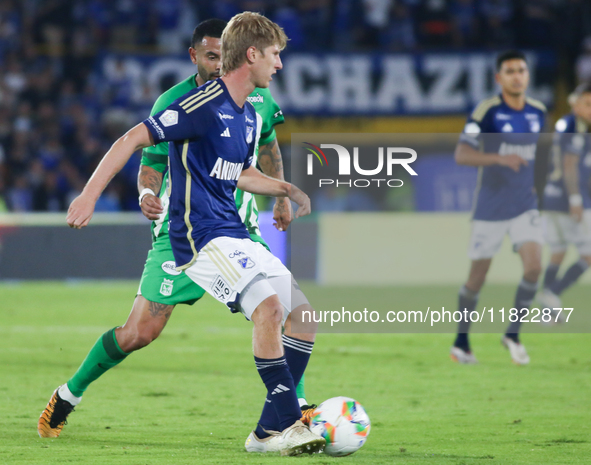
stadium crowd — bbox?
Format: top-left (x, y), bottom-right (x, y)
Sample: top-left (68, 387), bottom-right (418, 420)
top-left (0, 0), bottom-right (591, 212)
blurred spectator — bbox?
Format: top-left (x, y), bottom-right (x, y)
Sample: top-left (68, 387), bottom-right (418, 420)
top-left (0, 0), bottom-right (588, 213)
top-left (576, 37), bottom-right (591, 83)
top-left (416, 0), bottom-right (454, 48)
top-left (382, 2), bottom-right (416, 51)
top-left (450, 0), bottom-right (480, 47)
top-left (517, 0), bottom-right (556, 48)
top-left (480, 0), bottom-right (514, 48)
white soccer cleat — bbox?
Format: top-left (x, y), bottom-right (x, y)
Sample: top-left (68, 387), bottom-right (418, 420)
top-left (450, 346), bottom-right (478, 364)
top-left (278, 420), bottom-right (325, 456)
top-left (502, 336), bottom-right (530, 365)
top-left (537, 289), bottom-right (566, 325)
top-left (245, 430), bottom-right (281, 453)
top-left (537, 289), bottom-right (562, 310)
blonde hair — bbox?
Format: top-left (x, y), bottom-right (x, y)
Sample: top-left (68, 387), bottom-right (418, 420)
top-left (221, 12), bottom-right (288, 74)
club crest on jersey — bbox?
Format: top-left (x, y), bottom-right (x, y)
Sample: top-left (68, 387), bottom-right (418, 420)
top-left (159, 110), bottom-right (178, 127)
top-left (237, 257), bottom-right (255, 269)
top-left (246, 126), bottom-right (254, 144)
top-left (160, 278), bottom-right (174, 296)
top-left (209, 157), bottom-right (244, 181)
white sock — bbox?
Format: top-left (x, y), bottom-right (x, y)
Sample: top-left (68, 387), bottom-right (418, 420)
top-left (298, 398), bottom-right (308, 408)
top-left (58, 384), bottom-right (82, 406)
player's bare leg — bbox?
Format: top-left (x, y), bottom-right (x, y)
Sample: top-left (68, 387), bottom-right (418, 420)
top-left (451, 258), bottom-right (492, 363)
top-left (542, 250), bottom-right (591, 310)
top-left (250, 295), bottom-right (324, 455)
top-left (502, 242), bottom-right (542, 365)
top-left (116, 296), bottom-right (174, 352)
top-left (38, 296), bottom-right (174, 437)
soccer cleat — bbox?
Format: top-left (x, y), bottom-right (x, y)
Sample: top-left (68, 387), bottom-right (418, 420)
top-left (537, 289), bottom-right (562, 310)
top-left (450, 346), bottom-right (478, 364)
top-left (300, 404), bottom-right (317, 426)
top-left (278, 420), bottom-right (325, 456)
top-left (245, 430), bottom-right (281, 453)
top-left (537, 289), bottom-right (565, 325)
top-left (38, 386), bottom-right (75, 438)
top-left (501, 336), bottom-right (530, 365)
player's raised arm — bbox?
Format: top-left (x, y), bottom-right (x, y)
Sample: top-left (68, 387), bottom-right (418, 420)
top-left (237, 165), bottom-right (310, 218)
top-left (67, 123), bottom-right (154, 229)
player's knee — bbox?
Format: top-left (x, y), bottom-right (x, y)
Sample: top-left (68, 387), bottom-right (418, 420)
top-left (524, 265), bottom-right (541, 282)
top-left (289, 304), bottom-right (318, 336)
top-left (117, 324), bottom-right (160, 352)
top-left (254, 297), bottom-right (283, 327)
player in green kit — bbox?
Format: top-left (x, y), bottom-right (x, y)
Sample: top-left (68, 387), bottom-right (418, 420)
top-left (38, 19), bottom-right (313, 440)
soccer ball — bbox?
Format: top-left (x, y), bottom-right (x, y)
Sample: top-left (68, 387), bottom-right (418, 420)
top-left (309, 396), bottom-right (371, 456)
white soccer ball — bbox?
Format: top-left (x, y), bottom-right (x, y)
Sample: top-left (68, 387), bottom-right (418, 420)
top-left (309, 396), bottom-right (371, 456)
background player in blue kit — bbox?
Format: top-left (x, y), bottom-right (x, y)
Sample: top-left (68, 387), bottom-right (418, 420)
top-left (450, 50), bottom-right (547, 365)
top-left (539, 82), bottom-right (591, 310)
top-left (65, 12), bottom-right (324, 456)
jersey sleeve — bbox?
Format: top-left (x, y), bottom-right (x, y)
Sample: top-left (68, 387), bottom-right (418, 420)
top-left (256, 88), bottom-right (285, 147)
top-left (555, 117), bottom-right (585, 157)
top-left (143, 95), bottom-right (212, 145)
top-left (459, 113), bottom-right (486, 149)
top-left (141, 92), bottom-right (175, 173)
top-left (459, 99), bottom-right (498, 148)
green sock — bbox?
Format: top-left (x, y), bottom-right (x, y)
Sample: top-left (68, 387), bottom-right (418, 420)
top-left (67, 328), bottom-right (129, 397)
top-left (296, 373), bottom-right (306, 402)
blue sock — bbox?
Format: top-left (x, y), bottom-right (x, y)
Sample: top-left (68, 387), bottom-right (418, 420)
top-left (543, 263), bottom-right (560, 289)
top-left (255, 337), bottom-right (314, 438)
top-left (550, 259), bottom-right (588, 295)
top-left (254, 356), bottom-right (301, 434)
top-left (505, 278), bottom-right (538, 342)
top-left (454, 286), bottom-right (479, 350)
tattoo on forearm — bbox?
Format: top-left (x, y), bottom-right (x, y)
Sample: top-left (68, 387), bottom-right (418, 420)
top-left (138, 166), bottom-right (164, 194)
top-left (258, 138), bottom-right (284, 180)
top-left (148, 301), bottom-right (173, 320)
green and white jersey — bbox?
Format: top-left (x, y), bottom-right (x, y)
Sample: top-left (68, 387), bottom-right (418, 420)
top-left (141, 76), bottom-right (284, 241)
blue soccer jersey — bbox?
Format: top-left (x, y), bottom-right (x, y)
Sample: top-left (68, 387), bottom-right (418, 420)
top-left (143, 78), bottom-right (259, 269)
top-left (459, 94), bottom-right (546, 221)
top-left (543, 113), bottom-right (591, 212)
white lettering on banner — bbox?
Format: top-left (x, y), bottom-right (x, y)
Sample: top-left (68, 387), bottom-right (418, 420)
top-left (375, 56), bottom-right (424, 112)
top-left (282, 54), bottom-right (324, 111)
top-left (423, 56), bottom-right (465, 111)
top-left (327, 56), bottom-right (373, 111)
top-left (103, 53), bottom-right (553, 115)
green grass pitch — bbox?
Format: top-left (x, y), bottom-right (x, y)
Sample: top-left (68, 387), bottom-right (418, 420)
top-left (1, 281), bottom-right (590, 464)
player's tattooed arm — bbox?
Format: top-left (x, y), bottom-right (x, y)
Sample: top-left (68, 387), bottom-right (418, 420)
top-left (563, 153), bottom-right (583, 221)
top-left (138, 165), bottom-right (165, 221)
top-left (257, 137), bottom-right (293, 231)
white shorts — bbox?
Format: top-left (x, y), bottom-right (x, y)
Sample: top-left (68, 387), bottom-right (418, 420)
top-left (183, 236), bottom-right (296, 319)
top-left (544, 210), bottom-right (591, 255)
top-left (468, 209), bottom-right (544, 260)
